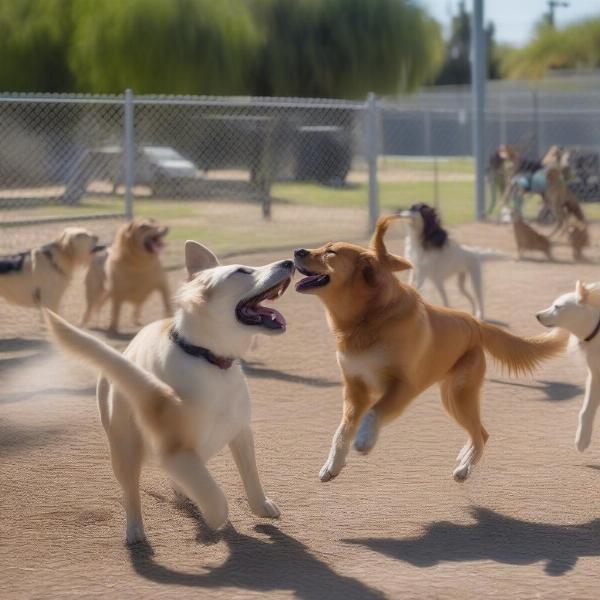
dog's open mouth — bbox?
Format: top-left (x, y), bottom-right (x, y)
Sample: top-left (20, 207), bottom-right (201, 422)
top-left (295, 264), bottom-right (330, 292)
top-left (144, 229), bottom-right (168, 254)
top-left (236, 278), bottom-right (291, 331)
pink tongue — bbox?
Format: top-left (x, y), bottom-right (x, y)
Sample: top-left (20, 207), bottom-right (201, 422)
top-left (255, 305), bottom-right (286, 327)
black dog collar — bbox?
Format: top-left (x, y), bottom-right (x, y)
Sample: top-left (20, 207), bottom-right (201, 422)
top-left (169, 328), bottom-right (234, 370)
top-left (584, 314), bottom-right (600, 342)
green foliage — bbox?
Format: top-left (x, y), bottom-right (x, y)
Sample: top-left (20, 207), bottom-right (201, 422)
top-left (434, 0), bottom-right (499, 85)
top-left (0, 0), bottom-right (443, 97)
top-left (70, 0), bottom-right (260, 94)
top-left (255, 0), bottom-right (443, 97)
top-left (0, 0), bottom-right (74, 92)
top-left (503, 16), bottom-right (600, 79)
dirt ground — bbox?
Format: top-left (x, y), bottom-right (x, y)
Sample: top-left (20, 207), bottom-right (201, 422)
top-left (2, 221), bottom-right (600, 599)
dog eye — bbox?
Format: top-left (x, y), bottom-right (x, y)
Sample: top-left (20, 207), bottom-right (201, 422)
top-left (324, 251), bottom-right (336, 258)
top-left (236, 267), bottom-right (252, 275)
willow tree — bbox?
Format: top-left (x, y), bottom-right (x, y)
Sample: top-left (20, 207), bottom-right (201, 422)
top-left (0, 0), bottom-right (74, 92)
top-left (253, 0), bottom-right (443, 98)
top-left (69, 0), bottom-right (261, 95)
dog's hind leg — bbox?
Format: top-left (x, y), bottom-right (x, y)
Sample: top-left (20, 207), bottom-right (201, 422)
top-left (576, 371), bottom-right (600, 452)
top-left (106, 420), bottom-right (145, 544)
top-left (466, 257), bottom-right (484, 320)
top-left (161, 451), bottom-right (229, 529)
top-left (229, 426), bottom-right (280, 518)
top-left (440, 347), bottom-right (487, 481)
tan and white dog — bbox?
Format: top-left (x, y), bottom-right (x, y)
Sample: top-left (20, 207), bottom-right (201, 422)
top-left (45, 241), bottom-right (294, 544)
top-left (537, 281), bottom-right (600, 452)
top-left (294, 216), bottom-right (567, 483)
top-left (0, 227), bottom-right (98, 312)
top-left (82, 218), bottom-right (171, 334)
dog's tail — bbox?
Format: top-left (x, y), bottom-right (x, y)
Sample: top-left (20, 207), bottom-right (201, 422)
top-left (43, 309), bottom-right (182, 442)
top-left (477, 320), bottom-right (568, 377)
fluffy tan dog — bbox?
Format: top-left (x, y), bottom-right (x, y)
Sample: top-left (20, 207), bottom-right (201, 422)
top-left (82, 218), bottom-right (171, 333)
top-left (0, 227), bottom-right (98, 312)
top-left (294, 216), bottom-right (567, 483)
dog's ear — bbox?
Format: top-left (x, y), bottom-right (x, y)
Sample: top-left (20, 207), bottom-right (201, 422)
top-left (359, 254), bottom-right (379, 287)
top-left (369, 216), bottom-right (412, 272)
top-left (386, 253), bottom-right (413, 272)
top-left (185, 240), bottom-right (219, 276)
top-left (576, 280), bottom-right (589, 304)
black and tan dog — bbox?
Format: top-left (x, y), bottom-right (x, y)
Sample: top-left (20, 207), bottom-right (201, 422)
top-left (0, 227), bottom-right (98, 312)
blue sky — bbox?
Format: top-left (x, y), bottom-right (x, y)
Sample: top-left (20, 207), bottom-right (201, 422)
top-left (420, 0), bottom-right (600, 46)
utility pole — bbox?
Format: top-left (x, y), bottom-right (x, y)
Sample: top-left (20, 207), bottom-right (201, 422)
top-left (471, 0), bottom-right (486, 220)
top-left (546, 1), bottom-right (569, 27)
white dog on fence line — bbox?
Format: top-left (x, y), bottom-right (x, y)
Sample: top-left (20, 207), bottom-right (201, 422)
top-left (537, 281), bottom-right (600, 452)
top-left (398, 203), bottom-right (506, 320)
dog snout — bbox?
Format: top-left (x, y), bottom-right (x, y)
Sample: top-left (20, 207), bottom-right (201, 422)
top-left (294, 248), bottom-right (309, 258)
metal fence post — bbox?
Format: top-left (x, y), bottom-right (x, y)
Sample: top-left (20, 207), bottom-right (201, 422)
top-left (424, 108), bottom-right (439, 209)
top-left (532, 90), bottom-right (540, 158)
top-left (124, 89), bottom-right (135, 219)
top-left (471, 0), bottom-right (486, 221)
top-left (366, 92), bottom-right (380, 233)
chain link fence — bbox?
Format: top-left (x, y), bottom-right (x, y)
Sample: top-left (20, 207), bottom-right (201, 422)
top-left (1, 86), bottom-right (600, 336)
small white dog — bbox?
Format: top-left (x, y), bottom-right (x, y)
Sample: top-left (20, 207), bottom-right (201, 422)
top-left (45, 241), bottom-right (294, 543)
top-left (0, 227), bottom-right (98, 312)
top-left (537, 281), bottom-right (600, 452)
top-left (399, 203), bottom-right (502, 320)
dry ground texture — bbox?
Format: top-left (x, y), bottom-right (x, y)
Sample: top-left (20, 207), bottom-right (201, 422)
top-left (3, 219), bottom-right (600, 599)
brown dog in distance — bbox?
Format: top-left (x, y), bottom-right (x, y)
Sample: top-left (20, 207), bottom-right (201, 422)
top-left (82, 218), bottom-right (171, 333)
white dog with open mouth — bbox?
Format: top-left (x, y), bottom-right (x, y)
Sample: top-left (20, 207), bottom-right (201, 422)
top-left (44, 241), bottom-right (294, 544)
top-left (537, 281), bottom-right (600, 452)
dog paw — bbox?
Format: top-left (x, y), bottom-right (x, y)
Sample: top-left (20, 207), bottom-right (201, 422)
top-left (576, 429), bottom-right (591, 453)
top-left (126, 523), bottom-right (146, 545)
top-left (452, 463), bottom-right (471, 482)
top-left (251, 497), bottom-right (280, 519)
top-left (319, 460), bottom-right (342, 482)
top-left (353, 410), bottom-right (379, 455)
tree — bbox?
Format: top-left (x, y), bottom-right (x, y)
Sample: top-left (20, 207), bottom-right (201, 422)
top-left (0, 0), bottom-right (74, 92)
top-left (252, 0), bottom-right (443, 98)
top-left (434, 1), bottom-right (499, 86)
top-left (502, 16), bottom-right (600, 79)
top-left (69, 0), bottom-right (261, 95)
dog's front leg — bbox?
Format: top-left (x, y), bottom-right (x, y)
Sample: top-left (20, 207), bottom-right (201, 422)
top-left (576, 370), bottom-right (600, 452)
top-left (320, 377), bottom-right (369, 482)
top-left (229, 426), bottom-right (280, 518)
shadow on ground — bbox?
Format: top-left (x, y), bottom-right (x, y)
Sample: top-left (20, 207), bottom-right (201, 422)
top-left (0, 337), bottom-right (47, 353)
top-left (242, 360), bottom-right (339, 389)
top-left (489, 378), bottom-right (583, 402)
top-left (0, 385), bottom-right (96, 405)
top-left (129, 503), bottom-right (384, 600)
top-left (0, 421), bottom-right (63, 455)
top-left (344, 506), bottom-right (600, 576)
